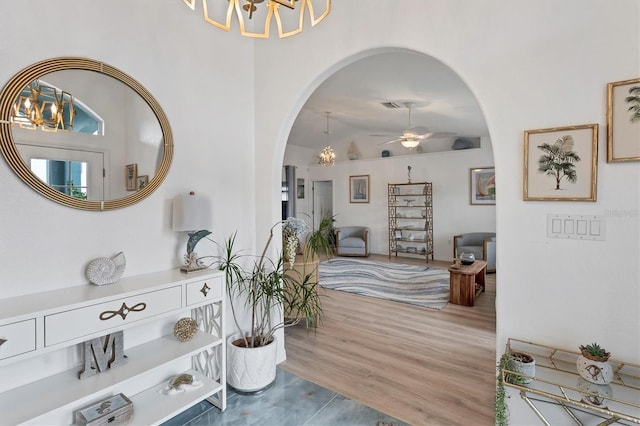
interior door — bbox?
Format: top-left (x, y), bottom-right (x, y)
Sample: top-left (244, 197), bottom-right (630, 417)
top-left (312, 180), bottom-right (333, 230)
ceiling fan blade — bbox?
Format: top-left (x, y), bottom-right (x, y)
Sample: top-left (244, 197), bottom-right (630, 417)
top-left (407, 126), bottom-right (428, 135)
top-left (378, 138), bottom-right (402, 146)
top-left (422, 131), bottom-right (456, 139)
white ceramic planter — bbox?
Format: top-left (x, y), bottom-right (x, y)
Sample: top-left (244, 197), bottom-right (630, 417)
top-left (509, 353), bottom-right (536, 384)
top-left (227, 335), bottom-right (277, 393)
top-left (576, 355), bottom-right (614, 385)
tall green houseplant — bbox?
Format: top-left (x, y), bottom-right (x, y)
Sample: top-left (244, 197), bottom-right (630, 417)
top-left (218, 220), bottom-right (322, 348)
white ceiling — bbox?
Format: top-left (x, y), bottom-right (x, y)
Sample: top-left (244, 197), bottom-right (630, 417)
top-left (287, 51), bottom-right (489, 152)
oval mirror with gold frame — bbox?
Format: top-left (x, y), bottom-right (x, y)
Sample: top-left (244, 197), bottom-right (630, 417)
top-left (0, 57), bottom-right (173, 210)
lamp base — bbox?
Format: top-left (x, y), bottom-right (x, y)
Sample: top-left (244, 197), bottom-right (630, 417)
top-left (180, 264), bottom-right (209, 273)
top-left (180, 252), bottom-right (208, 273)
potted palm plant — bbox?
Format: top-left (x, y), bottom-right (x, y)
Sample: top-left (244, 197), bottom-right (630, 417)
top-left (218, 219), bottom-right (322, 393)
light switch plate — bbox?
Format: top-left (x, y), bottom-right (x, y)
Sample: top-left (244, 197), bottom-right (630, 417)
top-left (547, 214), bottom-right (605, 241)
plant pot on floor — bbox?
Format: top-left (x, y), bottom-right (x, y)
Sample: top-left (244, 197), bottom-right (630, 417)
top-left (227, 335), bottom-right (277, 393)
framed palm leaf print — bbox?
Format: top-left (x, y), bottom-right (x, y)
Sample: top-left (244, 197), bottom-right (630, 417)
top-left (523, 124), bottom-right (598, 201)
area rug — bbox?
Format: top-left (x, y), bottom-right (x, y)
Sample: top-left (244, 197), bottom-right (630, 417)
top-left (319, 258), bottom-right (450, 310)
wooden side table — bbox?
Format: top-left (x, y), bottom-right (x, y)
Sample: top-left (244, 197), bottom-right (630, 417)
top-left (448, 260), bottom-right (487, 306)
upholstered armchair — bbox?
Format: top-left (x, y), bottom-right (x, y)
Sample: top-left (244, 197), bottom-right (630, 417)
top-left (335, 226), bottom-right (369, 257)
top-left (453, 232), bottom-right (496, 272)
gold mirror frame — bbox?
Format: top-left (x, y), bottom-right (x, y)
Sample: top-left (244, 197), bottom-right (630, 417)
top-left (0, 57), bottom-right (173, 210)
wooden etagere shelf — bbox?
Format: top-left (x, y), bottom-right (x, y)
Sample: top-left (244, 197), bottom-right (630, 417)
top-left (503, 338), bottom-right (640, 425)
top-left (388, 182), bottom-right (433, 262)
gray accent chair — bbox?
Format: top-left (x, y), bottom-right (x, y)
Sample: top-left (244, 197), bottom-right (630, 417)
top-left (453, 232), bottom-right (496, 273)
top-left (335, 226), bottom-right (369, 257)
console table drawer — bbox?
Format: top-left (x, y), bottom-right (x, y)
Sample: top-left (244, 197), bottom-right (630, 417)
top-left (0, 319), bottom-right (36, 360)
top-left (44, 286), bottom-right (182, 346)
top-left (186, 276), bottom-right (223, 307)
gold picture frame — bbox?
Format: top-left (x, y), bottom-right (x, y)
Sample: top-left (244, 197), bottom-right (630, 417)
top-left (469, 167), bottom-right (495, 205)
top-left (349, 175), bottom-right (370, 203)
top-left (523, 124), bottom-right (598, 201)
top-left (136, 175), bottom-right (148, 190)
top-left (125, 164), bottom-right (137, 191)
top-left (607, 77), bottom-right (640, 162)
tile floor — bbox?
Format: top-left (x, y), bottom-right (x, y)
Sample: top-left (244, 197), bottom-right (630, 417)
top-left (162, 368), bottom-right (407, 426)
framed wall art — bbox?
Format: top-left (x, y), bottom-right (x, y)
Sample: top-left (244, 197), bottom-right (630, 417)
top-left (136, 175), bottom-right (148, 190)
top-left (296, 178), bottom-right (305, 199)
top-left (125, 163), bottom-right (137, 191)
top-left (469, 167), bottom-right (495, 205)
top-left (349, 175), bottom-right (369, 203)
top-left (607, 77), bottom-right (640, 162)
top-left (523, 124), bottom-right (598, 201)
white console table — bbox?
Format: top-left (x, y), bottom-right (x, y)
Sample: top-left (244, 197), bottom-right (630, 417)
top-left (0, 269), bottom-right (226, 425)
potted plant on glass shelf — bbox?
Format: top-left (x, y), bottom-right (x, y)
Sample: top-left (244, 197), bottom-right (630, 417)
top-left (217, 218), bottom-right (323, 393)
top-left (577, 342), bottom-right (613, 385)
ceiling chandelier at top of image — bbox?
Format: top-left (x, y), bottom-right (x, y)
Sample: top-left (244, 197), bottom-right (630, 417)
top-left (181, 0), bottom-right (331, 39)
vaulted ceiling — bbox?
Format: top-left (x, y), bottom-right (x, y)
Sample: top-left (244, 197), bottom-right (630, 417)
top-left (287, 51), bottom-right (489, 153)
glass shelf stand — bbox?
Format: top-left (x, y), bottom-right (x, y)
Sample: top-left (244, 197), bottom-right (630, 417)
top-left (387, 182), bottom-right (433, 262)
top-left (503, 338), bottom-right (640, 425)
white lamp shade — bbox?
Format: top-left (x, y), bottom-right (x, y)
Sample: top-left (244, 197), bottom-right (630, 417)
top-left (172, 192), bottom-right (212, 232)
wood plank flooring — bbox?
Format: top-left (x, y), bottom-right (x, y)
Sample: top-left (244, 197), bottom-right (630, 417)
top-left (281, 254), bottom-right (496, 426)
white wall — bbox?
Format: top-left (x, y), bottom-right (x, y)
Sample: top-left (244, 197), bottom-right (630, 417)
top-left (0, 1), bottom-right (256, 298)
top-left (0, 0), bottom-right (258, 405)
top-left (297, 141), bottom-right (496, 260)
top-left (1, 1), bottom-right (638, 424)
top-left (255, 1), bottom-right (639, 423)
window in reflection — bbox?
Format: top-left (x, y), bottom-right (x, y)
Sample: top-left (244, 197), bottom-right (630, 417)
top-left (31, 159), bottom-right (88, 199)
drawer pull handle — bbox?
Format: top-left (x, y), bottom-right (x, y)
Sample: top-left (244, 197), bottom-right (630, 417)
top-left (0, 338), bottom-right (6, 347)
top-left (200, 282), bottom-right (210, 297)
top-left (100, 302), bottom-right (147, 321)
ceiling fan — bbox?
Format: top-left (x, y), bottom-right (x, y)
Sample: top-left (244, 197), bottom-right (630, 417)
top-left (378, 102), bottom-right (453, 148)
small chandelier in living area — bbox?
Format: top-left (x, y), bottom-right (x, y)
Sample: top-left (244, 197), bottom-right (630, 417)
top-left (318, 111), bottom-right (335, 166)
top-left (11, 80), bottom-right (75, 132)
top-left (181, 0), bottom-right (331, 39)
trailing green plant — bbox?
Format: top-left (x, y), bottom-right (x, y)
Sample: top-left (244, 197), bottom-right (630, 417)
top-left (579, 342), bottom-right (610, 361)
top-left (496, 351), bottom-right (537, 426)
top-left (216, 223), bottom-right (322, 348)
top-left (496, 353), bottom-right (510, 426)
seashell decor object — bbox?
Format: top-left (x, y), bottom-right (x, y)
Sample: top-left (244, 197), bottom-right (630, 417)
top-left (86, 252), bottom-right (126, 285)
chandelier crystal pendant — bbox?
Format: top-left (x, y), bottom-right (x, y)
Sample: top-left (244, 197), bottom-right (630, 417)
top-left (318, 111), bottom-right (335, 166)
top-left (181, 0), bottom-right (330, 39)
top-left (11, 80), bottom-right (75, 132)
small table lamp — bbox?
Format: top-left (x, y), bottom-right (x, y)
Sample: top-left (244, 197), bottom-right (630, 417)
top-left (173, 191), bottom-right (212, 273)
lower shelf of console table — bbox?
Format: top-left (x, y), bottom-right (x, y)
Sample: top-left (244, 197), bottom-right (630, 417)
top-left (1, 332), bottom-right (223, 425)
top-left (0, 268), bottom-right (226, 425)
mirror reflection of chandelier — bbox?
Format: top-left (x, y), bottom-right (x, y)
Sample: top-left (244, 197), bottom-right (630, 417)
top-left (318, 111), bottom-right (335, 166)
top-left (181, 0), bottom-right (330, 39)
top-left (11, 80), bottom-right (75, 132)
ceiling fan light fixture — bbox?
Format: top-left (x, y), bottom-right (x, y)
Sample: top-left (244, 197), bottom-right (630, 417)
top-left (401, 139), bottom-right (420, 149)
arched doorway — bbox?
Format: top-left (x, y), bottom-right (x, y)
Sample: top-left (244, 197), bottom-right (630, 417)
top-left (279, 48), bottom-right (497, 424)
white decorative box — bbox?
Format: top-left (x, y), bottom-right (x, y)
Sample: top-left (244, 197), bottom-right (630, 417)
top-left (76, 393), bottom-right (133, 426)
